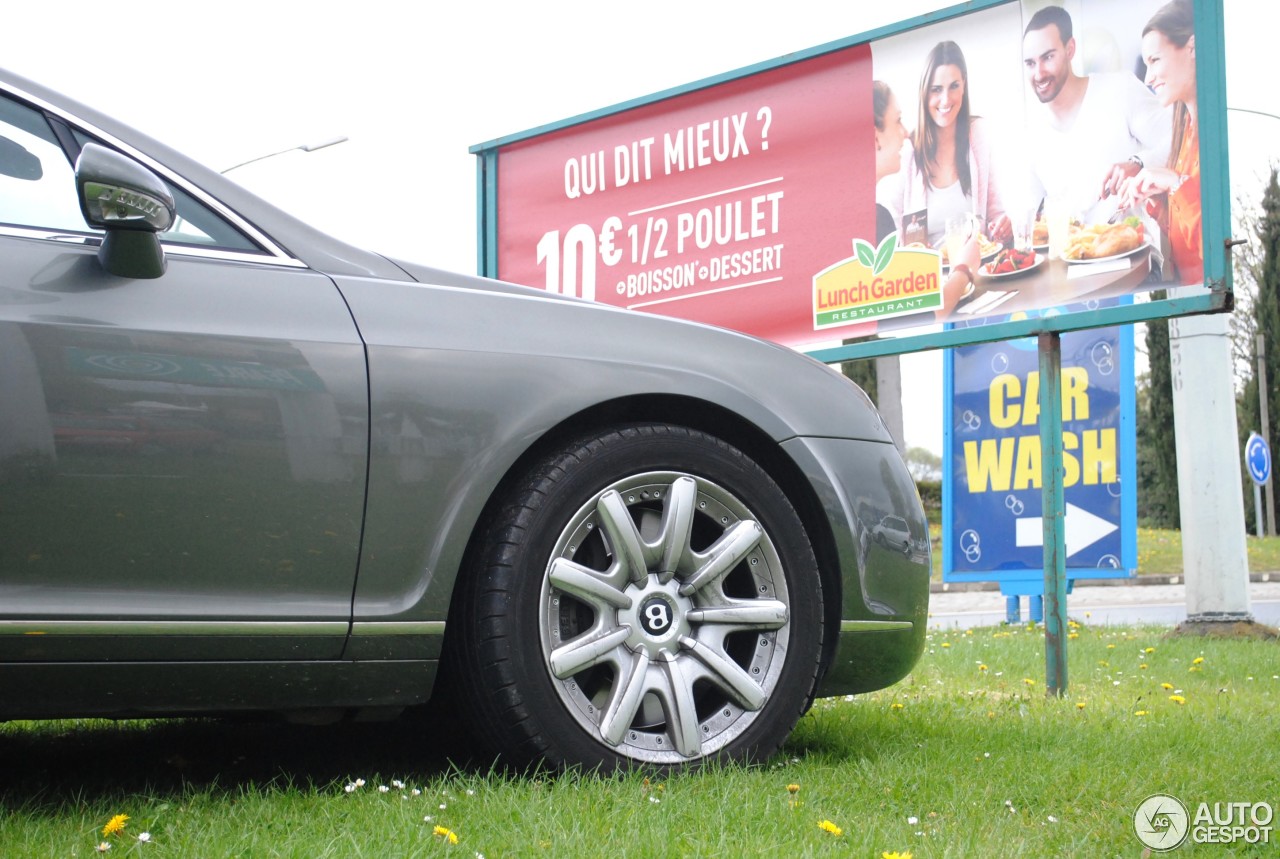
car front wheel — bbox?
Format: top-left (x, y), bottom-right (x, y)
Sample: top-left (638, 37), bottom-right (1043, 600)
top-left (448, 424), bottom-right (824, 771)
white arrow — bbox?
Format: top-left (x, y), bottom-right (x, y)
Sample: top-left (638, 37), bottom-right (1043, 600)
top-left (1015, 503), bottom-right (1118, 558)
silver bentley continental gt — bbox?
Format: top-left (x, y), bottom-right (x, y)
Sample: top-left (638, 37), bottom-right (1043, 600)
top-left (0, 67), bottom-right (929, 771)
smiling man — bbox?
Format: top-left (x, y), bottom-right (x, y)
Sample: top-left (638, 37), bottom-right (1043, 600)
top-left (1021, 4), bottom-right (1172, 224)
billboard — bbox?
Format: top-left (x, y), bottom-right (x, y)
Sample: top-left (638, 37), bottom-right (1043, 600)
top-left (474, 0), bottom-right (1223, 350)
top-left (942, 305), bottom-right (1137, 580)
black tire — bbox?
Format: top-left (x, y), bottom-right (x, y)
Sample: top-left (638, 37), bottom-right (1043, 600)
top-left (446, 423), bottom-right (823, 771)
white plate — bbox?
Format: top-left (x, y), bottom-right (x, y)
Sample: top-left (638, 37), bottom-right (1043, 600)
top-left (979, 252), bottom-right (1044, 278)
top-left (1064, 240), bottom-right (1148, 265)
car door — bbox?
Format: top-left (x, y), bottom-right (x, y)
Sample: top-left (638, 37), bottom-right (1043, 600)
top-left (0, 92), bottom-right (368, 662)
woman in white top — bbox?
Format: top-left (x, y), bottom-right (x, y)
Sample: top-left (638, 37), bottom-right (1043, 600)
top-left (880, 40), bottom-right (1011, 248)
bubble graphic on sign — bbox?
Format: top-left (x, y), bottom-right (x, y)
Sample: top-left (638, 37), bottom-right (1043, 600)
top-left (1097, 554), bottom-right (1121, 569)
top-left (1091, 341), bottom-right (1115, 376)
top-left (990, 352), bottom-right (1009, 374)
top-left (1106, 471), bottom-right (1122, 499)
top-left (959, 529), bottom-right (982, 563)
top-left (1004, 495), bottom-right (1025, 516)
top-left (961, 409), bottom-right (982, 431)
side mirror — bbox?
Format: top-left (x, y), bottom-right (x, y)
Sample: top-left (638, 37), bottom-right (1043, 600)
top-left (75, 142), bottom-right (175, 278)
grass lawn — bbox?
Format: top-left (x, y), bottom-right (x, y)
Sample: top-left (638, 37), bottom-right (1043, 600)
top-left (2, 625), bottom-right (1275, 857)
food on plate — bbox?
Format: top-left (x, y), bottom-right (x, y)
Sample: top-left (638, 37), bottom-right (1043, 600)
top-left (1063, 218), bottom-right (1145, 260)
top-left (1033, 218), bottom-right (1049, 246)
top-left (982, 247), bottom-right (1039, 275)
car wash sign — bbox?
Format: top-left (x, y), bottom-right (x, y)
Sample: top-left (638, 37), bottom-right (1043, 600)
top-left (943, 321), bottom-right (1136, 579)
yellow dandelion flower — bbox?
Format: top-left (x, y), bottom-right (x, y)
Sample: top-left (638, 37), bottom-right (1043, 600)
top-left (1106, 644), bottom-right (1115, 649)
top-left (102, 815), bottom-right (129, 838)
top-left (1161, 683), bottom-right (1174, 690)
top-left (1134, 710), bottom-right (1149, 716)
top-left (1144, 647), bottom-right (1156, 654)
top-left (1068, 632), bottom-right (1079, 640)
top-left (1076, 702), bottom-right (1086, 710)
top-left (432, 825), bottom-right (459, 845)
top-left (1192, 657), bottom-right (1205, 665)
top-left (818, 820), bottom-right (843, 837)
top-left (978, 664), bottom-right (988, 672)
top-left (882, 852), bottom-right (914, 859)
top-left (1098, 660), bottom-right (1110, 667)
top-left (1023, 678), bottom-right (1035, 686)
top-left (787, 784), bottom-right (800, 794)
top-left (1169, 695), bottom-right (1186, 705)
top-left (1139, 663), bottom-right (1149, 670)
top-left (891, 702), bottom-right (904, 710)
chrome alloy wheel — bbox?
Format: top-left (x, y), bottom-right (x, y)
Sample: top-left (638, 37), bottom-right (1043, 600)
top-left (539, 471), bottom-right (791, 764)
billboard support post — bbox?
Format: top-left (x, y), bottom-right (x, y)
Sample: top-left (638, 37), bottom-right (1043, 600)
top-left (1038, 332), bottom-right (1068, 697)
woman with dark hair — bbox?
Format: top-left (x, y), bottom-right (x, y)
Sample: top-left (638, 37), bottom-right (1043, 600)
top-left (1119, 0), bottom-right (1200, 284)
top-left (878, 40), bottom-right (1010, 248)
top-left (874, 79), bottom-right (979, 317)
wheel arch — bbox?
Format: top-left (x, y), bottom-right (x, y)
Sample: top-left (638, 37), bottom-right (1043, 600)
top-left (443, 392), bottom-right (844, 688)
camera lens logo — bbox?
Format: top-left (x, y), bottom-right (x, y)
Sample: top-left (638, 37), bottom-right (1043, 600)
top-left (1134, 794), bottom-right (1190, 851)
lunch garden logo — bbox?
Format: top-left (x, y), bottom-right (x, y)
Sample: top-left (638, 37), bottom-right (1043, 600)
top-left (812, 234), bottom-right (942, 329)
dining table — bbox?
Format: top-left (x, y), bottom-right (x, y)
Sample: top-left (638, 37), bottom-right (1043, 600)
top-left (949, 242), bottom-right (1158, 322)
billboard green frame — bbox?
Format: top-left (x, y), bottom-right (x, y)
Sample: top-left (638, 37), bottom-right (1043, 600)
top-left (471, 0), bottom-right (1234, 360)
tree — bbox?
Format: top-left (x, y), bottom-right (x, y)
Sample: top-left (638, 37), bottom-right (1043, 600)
top-left (1236, 167), bottom-right (1280, 530)
top-left (1137, 293), bottom-right (1180, 528)
top-left (840, 339), bottom-right (878, 403)
top-left (904, 445), bottom-right (942, 482)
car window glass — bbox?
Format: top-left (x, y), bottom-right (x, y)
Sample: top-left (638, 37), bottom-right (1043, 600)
top-left (0, 94), bottom-right (264, 255)
top-left (0, 96), bottom-right (87, 232)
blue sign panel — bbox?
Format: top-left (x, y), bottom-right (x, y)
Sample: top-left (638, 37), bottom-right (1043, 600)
top-left (943, 308), bottom-right (1136, 582)
top-left (1246, 432), bottom-right (1271, 487)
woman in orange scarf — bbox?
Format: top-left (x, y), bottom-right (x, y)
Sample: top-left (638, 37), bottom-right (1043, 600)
top-left (1120, 0), bottom-right (1200, 285)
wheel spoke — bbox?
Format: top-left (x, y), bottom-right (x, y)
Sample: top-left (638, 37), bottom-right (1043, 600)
top-left (656, 476), bottom-right (697, 581)
top-left (599, 650), bottom-right (652, 746)
top-left (686, 599), bottom-right (788, 631)
top-left (659, 653), bottom-right (702, 758)
top-left (680, 635), bottom-right (767, 710)
top-left (548, 558), bottom-right (631, 610)
top-left (678, 520), bottom-right (763, 596)
top-left (597, 490), bottom-right (648, 585)
top-left (548, 627), bottom-right (629, 678)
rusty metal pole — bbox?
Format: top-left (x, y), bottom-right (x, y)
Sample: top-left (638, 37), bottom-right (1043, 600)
top-left (1039, 331), bottom-right (1068, 696)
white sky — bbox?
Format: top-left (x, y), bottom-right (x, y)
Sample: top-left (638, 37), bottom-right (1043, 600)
top-left (5, 0), bottom-right (1275, 454)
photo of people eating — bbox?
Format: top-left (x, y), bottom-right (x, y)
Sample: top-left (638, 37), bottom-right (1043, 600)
top-left (870, 0), bottom-right (1202, 324)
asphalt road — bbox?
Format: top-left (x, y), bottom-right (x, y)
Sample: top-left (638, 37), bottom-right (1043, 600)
top-left (926, 580), bottom-right (1280, 629)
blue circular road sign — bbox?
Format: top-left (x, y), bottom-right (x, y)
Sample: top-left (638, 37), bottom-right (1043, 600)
top-left (1246, 432), bottom-right (1271, 486)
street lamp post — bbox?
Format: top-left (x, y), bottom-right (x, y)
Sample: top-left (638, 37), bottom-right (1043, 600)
top-left (220, 135), bottom-right (348, 174)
